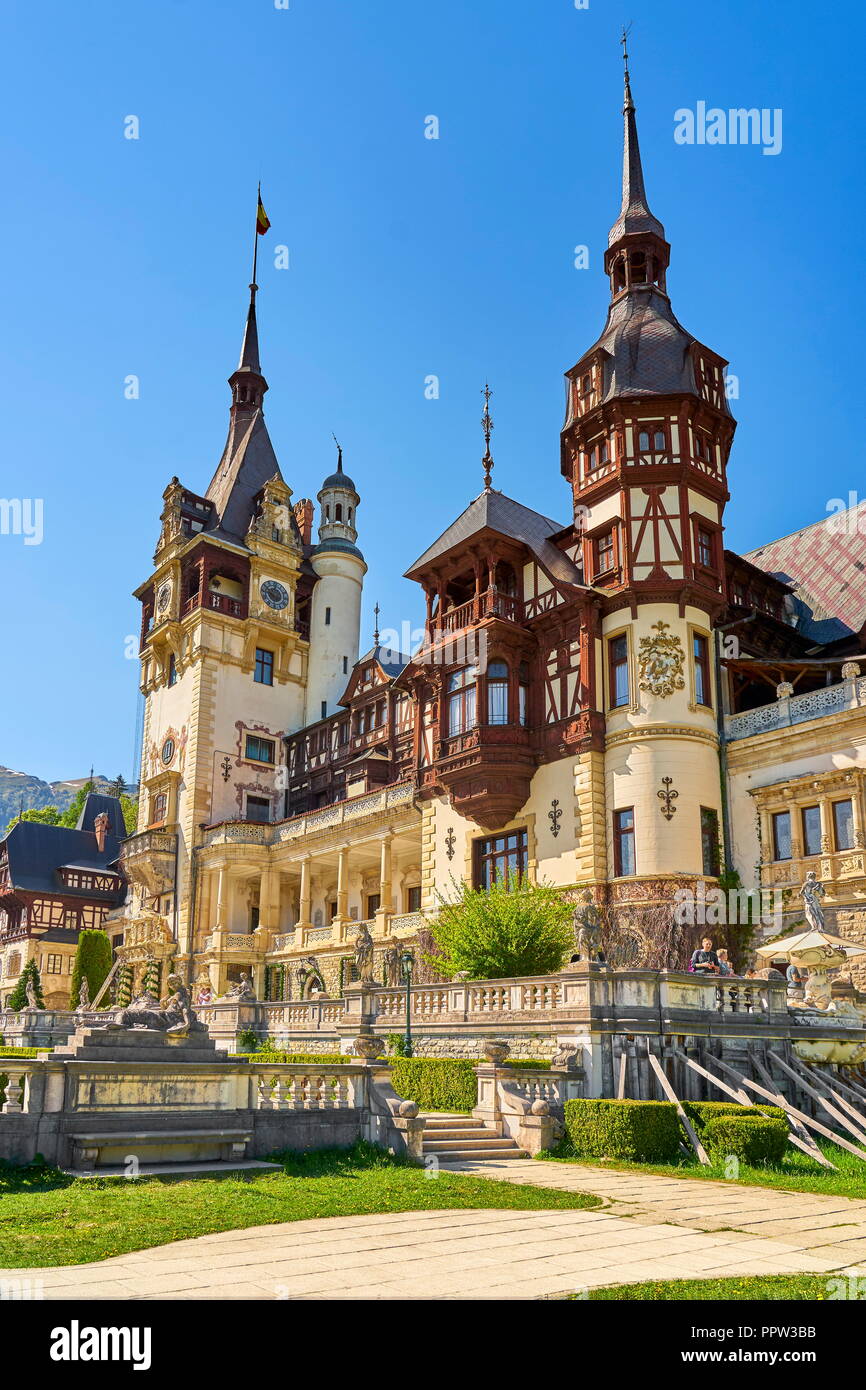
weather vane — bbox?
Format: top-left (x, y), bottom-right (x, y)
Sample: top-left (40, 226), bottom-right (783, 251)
top-left (373, 602), bottom-right (380, 645)
top-left (481, 383), bottom-right (494, 491)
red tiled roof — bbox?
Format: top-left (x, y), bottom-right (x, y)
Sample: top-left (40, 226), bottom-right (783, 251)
top-left (745, 503), bottom-right (866, 643)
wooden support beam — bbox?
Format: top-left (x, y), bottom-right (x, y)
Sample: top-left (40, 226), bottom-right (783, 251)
top-left (747, 1050), bottom-right (836, 1169)
top-left (646, 1045), bottom-right (710, 1165)
top-left (771, 1052), bottom-right (866, 1147)
top-left (714, 1055), bottom-right (865, 1162)
top-left (676, 1047), bottom-right (834, 1167)
top-left (616, 1048), bottom-right (627, 1101)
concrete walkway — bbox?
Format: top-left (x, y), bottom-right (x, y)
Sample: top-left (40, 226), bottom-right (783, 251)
top-left (4, 1161), bottom-right (866, 1299)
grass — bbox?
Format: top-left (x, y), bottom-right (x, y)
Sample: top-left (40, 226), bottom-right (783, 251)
top-left (0, 1142), bottom-right (600, 1269)
top-left (588, 1274), bottom-right (838, 1300)
top-left (538, 1138), bottom-right (866, 1201)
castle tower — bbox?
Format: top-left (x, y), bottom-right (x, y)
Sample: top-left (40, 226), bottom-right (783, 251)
top-left (305, 444), bottom-right (366, 723)
top-left (127, 278), bottom-right (310, 979)
top-left (561, 44), bottom-right (736, 894)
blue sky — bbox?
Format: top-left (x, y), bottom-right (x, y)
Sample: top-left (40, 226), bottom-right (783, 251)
top-left (1, 0), bottom-right (863, 784)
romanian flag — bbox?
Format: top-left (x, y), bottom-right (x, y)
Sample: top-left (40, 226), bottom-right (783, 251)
top-left (256, 191), bottom-right (271, 236)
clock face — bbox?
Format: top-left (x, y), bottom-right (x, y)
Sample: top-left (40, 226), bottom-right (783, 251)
top-left (260, 579), bottom-right (289, 611)
top-left (161, 737), bottom-right (175, 765)
top-left (156, 583), bottom-right (171, 613)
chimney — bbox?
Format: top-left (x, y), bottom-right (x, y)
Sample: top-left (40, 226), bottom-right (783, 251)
top-left (93, 812), bottom-right (109, 853)
top-left (293, 498), bottom-right (314, 546)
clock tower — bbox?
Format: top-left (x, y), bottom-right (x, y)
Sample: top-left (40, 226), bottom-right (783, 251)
top-left (127, 279), bottom-right (313, 978)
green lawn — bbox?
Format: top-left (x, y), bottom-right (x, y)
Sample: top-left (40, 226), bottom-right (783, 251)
top-left (588, 1274), bottom-right (837, 1301)
top-left (538, 1140), bottom-right (866, 1201)
top-left (0, 1143), bottom-right (600, 1268)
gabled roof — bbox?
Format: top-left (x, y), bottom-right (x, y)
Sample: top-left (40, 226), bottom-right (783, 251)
top-left (405, 488), bottom-right (584, 589)
top-left (2, 819), bottom-right (125, 898)
top-left (745, 504), bottom-right (866, 645)
top-left (339, 643), bottom-right (411, 706)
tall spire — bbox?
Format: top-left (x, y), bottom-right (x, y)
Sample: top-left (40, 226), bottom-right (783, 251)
top-left (608, 28), bottom-right (666, 250)
top-left (237, 284), bottom-right (261, 374)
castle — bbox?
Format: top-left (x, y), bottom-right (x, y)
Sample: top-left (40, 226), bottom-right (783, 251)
top-left (100, 59), bottom-right (866, 1006)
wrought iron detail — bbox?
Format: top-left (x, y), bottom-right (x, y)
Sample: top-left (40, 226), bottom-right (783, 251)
top-left (657, 776), bottom-right (678, 821)
top-left (549, 798), bottom-right (562, 838)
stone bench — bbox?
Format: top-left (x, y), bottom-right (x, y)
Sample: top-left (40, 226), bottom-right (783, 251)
top-left (70, 1126), bottom-right (253, 1172)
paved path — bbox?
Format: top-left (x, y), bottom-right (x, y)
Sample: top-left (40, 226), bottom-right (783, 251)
top-left (4, 1161), bottom-right (866, 1299)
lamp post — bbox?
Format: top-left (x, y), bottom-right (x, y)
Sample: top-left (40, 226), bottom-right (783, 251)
top-left (400, 949), bottom-right (415, 1057)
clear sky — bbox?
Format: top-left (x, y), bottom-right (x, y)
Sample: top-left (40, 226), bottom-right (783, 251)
top-left (1, 0), bottom-right (863, 784)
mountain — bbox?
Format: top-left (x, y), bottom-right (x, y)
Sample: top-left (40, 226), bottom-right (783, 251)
top-left (0, 768), bottom-right (136, 831)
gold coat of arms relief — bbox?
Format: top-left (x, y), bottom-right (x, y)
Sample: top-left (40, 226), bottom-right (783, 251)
top-left (637, 620), bottom-right (686, 698)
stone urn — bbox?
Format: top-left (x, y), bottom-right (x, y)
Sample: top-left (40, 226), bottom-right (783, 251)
top-left (481, 1038), bottom-right (511, 1065)
top-left (352, 1034), bottom-right (385, 1060)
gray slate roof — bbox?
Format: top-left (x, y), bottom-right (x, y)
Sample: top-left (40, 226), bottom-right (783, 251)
top-left (581, 288), bottom-right (703, 402)
top-left (405, 489), bottom-right (583, 588)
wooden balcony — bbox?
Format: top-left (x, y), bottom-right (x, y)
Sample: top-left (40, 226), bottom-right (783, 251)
top-left (429, 588), bottom-right (523, 640)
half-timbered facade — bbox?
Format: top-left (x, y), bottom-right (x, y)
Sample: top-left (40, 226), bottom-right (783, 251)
top-left (0, 795), bottom-right (127, 1008)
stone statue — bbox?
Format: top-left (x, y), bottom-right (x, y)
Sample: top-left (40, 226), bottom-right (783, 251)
top-left (115, 973), bottom-right (203, 1034)
top-left (224, 972), bottom-right (256, 1002)
top-left (383, 943), bottom-right (401, 989)
top-left (24, 978), bottom-right (41, 1011)
top-left (799, 871), bottom-right (826, 932)
top-left (77, 977), bottom-right (91, 1010)
top-left (354, 924), bottom-right (375, 984)
top-left (575, 894), bottom-right (604, 962)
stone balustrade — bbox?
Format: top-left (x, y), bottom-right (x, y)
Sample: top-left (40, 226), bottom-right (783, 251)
top-left (250, 1062), bottom-right (365, 1111)
top-left (725, 676), bottom-right (866, 742)
top-left (202, 780), bottom-right (417, 849)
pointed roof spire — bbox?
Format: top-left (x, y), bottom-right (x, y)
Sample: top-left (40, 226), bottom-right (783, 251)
top-left (373, 602), bottom-right (380, 645)
top-left (237, 283), bottom-right (261, 375)
top-left (608, 27), bottom-right (666, 249)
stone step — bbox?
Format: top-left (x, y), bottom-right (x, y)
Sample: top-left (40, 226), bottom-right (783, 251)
top-left (421, 1128), bottom-right (499, 1142)
top-left (64, 1159), bottom-right (281, 1179)
top-left (424, 1138), bottom-right (524, 1154)
top-left (425, 1147), bottom-right (527, 1162)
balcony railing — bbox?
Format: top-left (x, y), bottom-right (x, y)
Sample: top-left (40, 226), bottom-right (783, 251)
top-left (725, 676), bottom-right (866, 742)
top-left (183, 591), bottom-right (246, 619)
top-left (203, 780), bottom-right (417, 848)
top-left (430, 588), bottom-right (524, 639)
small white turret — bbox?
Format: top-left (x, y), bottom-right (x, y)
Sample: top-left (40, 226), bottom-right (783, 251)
top-left (305, 444), bottom-right (366, 723)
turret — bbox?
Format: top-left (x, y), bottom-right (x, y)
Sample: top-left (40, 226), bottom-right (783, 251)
top-left (305, 443), bottom-right (367, 722)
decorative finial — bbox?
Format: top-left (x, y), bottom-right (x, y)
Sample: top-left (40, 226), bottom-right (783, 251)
top-left (373, 602), bottom-right (380, 645)
top-left (621, 23), bottom-right (634, 111)
top-left (332, 432), bottom-right (343, 472)
top-left (481, 383), bottom-right (494, 491)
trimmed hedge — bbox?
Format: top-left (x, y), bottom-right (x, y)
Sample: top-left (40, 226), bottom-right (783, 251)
top-left (0, 1048), bottom-right (41, 1058)
top-left (390, 1057), bottom-right (478, 1113)
top-left (565, 1099), bottom-right (681, 1162)
top-left (683, 1101), bottom-right (786, 1130)
top-left (703, 1115), bottom-right (788, 1166)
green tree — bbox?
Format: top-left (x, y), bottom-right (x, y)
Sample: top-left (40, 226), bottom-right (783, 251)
top-left (70, 930), bottom-right (113, 1009)
top-left (119, 794), bottom-right (138, 836)
top-left (7, 958), bottom-right (45, 1011)
top-left (59, 780), bottom-right (96, 828)
top-left (427, 876), bottom-right (575, 980)
top-left (5, 805), bottom-right (62, 833)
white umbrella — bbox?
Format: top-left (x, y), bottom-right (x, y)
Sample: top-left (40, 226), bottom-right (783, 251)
top-left (756, 930), bottom-right (866, 961)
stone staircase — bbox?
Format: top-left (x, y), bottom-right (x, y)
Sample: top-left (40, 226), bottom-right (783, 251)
top-left (420, 1113), bottom-right (527, 1163)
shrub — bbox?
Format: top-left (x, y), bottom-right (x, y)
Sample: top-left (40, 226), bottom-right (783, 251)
top-left (427, 875), bottom-right (575, 980)
top-left (564, 1099), bottom-right (681, 1162)
top-left (70, 930), bottom-right (113, 1009)
top-left (683, 1100), bottom-right (786, 1130)
top-left (703, 1115), bottom-right (788, 1166)
top-left (390, 1057), bottom-right (478, 1113)
top-left (249, 1051), bottom-right (350, 1064)
top-left (237, 1027), bottom-right (260, 1053)
top-left (387, 1033), bottom-right (409, 1057)
top-left (6, 960), bottom-right (44, 1012)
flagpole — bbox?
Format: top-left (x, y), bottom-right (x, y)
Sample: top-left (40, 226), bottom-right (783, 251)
top-left (251, 182), bottom-right (261, 291)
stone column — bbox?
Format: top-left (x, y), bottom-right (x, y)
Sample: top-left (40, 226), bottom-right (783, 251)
top-left (213, 862), bottom-right (228, 936)
top-left (335, 845), bottom-right (350, 930)
top-left (295, 855), bottom-right (313, 947)
top-left (375, 832), bottom-right (394, 935)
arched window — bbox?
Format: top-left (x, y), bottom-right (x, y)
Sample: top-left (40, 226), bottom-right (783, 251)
top-left (447, 667), bottom-right (476, 735)
top-left (335, 503), bottom-right (343, 522)
top-left (487, 661), bottom-right (509, 725)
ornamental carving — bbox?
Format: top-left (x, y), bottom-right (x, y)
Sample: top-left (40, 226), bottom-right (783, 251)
top-left (637, 621), bottom-right (685, 699)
